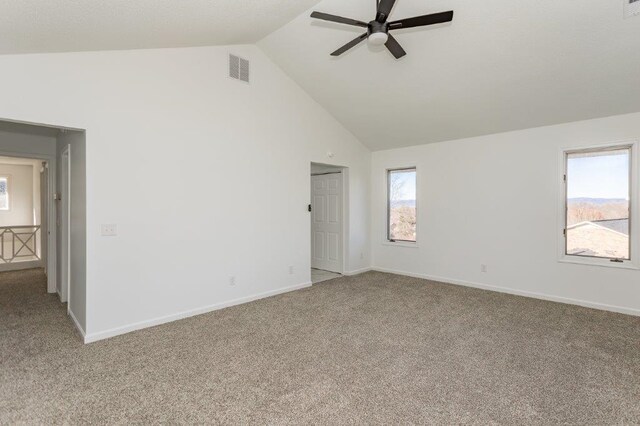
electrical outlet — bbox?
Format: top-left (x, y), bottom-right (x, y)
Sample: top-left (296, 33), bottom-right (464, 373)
top-left (101, 224), bottom-right (117, 236)
top-left (481, 264), bottom-right (488, 273)
top-left (288, 266), bottom-right (294, 275)
top-left (229, 276), bottom-right (236, 286)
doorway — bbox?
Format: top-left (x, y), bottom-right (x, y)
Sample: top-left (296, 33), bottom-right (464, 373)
top-left (0, 118), bottom-right (87, 337)
top-left (310, 162), bottom-right (345, 283)
top-left (0, 155), bottom-right (46, 271)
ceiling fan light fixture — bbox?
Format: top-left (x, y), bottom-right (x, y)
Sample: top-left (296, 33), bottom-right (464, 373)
top-left (311, 0), bottom-right (454, 59)
top-left (368, 32), bottom-right (388, 46)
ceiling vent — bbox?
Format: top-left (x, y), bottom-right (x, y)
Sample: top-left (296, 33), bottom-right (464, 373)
top-left (625, 0), bottom-right (640, 18)
top-left (229, 54), bottom-right (250, 83)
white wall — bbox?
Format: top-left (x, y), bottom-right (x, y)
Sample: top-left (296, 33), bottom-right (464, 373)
top-left (372, 112), bottom-right (640, 315)
top-left (0, 163), bottom-right (34, 227)
top-left (0, 45), bottom-right (371, 340)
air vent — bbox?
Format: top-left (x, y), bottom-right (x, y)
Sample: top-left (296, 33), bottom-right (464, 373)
top-left (229, 54), bottom-right (250, 83)
top-left (625, 0), bottom-right (640, 18)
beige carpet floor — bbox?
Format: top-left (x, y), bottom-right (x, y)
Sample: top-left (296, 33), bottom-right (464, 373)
top-left (1, 268), bottom-right (639, 424)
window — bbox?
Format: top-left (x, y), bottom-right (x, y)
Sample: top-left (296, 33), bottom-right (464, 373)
top-left (625, 0), bottom-right (640, 18)
top-left (564, 146), bottom-right (631, 261)
top-left (0, 177), bottom-right (8, 211)
top-left (387, 168), bottom-right (417, 242)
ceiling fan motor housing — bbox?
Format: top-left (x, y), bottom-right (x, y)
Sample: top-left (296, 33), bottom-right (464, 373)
top-left (368, 21), bottom-right (388, 36)
top-left (367, 21), bottom-right (389, 45)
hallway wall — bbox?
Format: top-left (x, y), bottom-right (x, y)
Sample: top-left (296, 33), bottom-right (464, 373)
top-left (0, 163), bottom-right (34, 227)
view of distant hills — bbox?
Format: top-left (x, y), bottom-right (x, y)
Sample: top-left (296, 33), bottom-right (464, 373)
top-left (391, 199), bottom-right (416, 208)
top-left (568, 197), bottom-right (628, 204)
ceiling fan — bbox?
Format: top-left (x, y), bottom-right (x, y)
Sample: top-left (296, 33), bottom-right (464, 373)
top-left (310, 0), bottom-right (454, 59)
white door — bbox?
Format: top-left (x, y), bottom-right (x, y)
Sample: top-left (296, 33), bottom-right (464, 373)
top-left (311, 173), bottom-right (343, 273)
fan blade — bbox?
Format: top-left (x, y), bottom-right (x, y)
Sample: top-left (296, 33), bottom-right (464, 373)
top-left (376, 0), bottom-right (397, 22)
top-left (385, 34), bottom-right (406, 59)
top-left (311, 11), bottom-right (368, 28)
top-left (388, 11), bottom-right (454, 30)
top-left (331, 33), bottom-right (368, 56)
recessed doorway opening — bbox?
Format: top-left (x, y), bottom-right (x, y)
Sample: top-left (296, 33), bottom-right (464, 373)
top-left (310, 162), bottom-right (346, 284)
top-left (0, 155), bottom-right (46, 271)
top-left (0, 118), bottom-right (87, 337)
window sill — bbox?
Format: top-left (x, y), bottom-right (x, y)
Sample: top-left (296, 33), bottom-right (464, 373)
top-left (558, 256), bottom-right (640, 270)
top-left (382, 241), bottom-right (419, 248)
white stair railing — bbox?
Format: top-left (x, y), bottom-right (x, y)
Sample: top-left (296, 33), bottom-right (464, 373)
top-left (0, 225), bottom-right (41, 263)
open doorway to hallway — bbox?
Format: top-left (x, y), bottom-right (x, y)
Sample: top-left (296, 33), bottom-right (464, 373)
top-left (0, 156), bottom-right (46, 270)
top-left (0, 119), bottom-right (87, 337)
top-left (310, 162), bottom-right (346, 284)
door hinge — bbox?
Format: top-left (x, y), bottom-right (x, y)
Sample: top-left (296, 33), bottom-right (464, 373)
top-left (308, 204), bottom-right (312, 212)
top-left (563, 228), bottom-right (566, 236)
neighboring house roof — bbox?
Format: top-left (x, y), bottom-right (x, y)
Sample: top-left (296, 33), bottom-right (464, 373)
top-left (567, 221), bottom-right (629, 259)
top-left (592, 219), bottom-right (629, 236)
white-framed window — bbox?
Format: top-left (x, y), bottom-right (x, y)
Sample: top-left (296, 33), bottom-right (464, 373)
top-left (560, 141), bottom-right (639, 268)
top-left (387, 167), bottom-right (417, 244)
top-left (0, 176), bottom-right (9, 211)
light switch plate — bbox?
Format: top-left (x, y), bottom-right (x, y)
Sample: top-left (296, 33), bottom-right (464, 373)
top-left (101, 224), bottom-right (117, 236)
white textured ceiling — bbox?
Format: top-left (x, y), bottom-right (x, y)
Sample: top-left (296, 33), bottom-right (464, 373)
top-left (260, 0), bottom-right (640, 150)
top-left (0, 0), bottom-right (322, 54)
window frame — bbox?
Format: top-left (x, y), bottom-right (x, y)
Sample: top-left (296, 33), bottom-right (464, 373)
top-left (0, 175), bottom-right (10, 211)
top-left (558, 140), bottom-right (640, 269)
top-left (385, 167), bottom-right (418, 246)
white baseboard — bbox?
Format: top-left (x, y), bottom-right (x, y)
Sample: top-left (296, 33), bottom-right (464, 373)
top-left (84, 282), bottom-right (312, 344)
top-left (343, 267), bottom-right (372, 276)
top-left (69, 308), bottom-right (86, 338)
top-left (0, 261), bottom-right (44, 273)
top-left (372, 267), bottom-right (640, 317)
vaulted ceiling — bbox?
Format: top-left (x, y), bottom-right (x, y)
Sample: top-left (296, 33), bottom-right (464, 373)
top-left (260, 0), bottom-right (640, 150)
top-left (0, 0), bottom-right (322, 54)
top-left (1, 0), bottom-right (639, 151)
